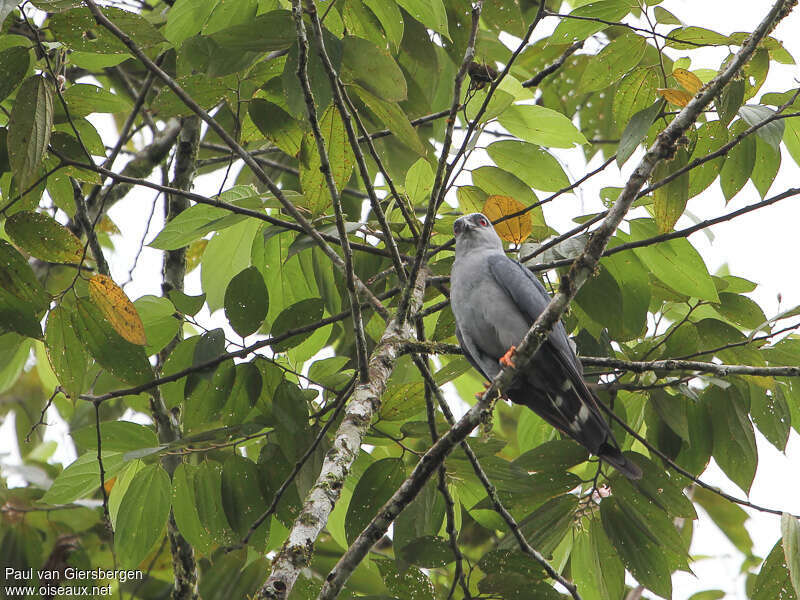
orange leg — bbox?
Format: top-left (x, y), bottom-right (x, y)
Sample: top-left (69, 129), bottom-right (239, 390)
top-left (499, 345), bottom-right (517, 368)
top-left (474, 381), bottom-right (491, 400)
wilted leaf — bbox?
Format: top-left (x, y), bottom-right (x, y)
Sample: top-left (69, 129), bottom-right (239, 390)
top-left (482, 195), bottom-right (532, 244)
top-left (657, 87), bottom-right (693, 107)
top-left (88, 274), bottom-right (146, 346)
top-left (673, 68), bottom-right (703, 94)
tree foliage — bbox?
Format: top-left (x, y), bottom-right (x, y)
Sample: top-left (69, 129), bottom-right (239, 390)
top-left (1, 0), bottom-right (800, 599)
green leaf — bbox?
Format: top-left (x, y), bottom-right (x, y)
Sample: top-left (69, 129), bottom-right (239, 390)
top-left (783, 513), bottom-right (800, 598)
top-left (168, 289), bottom-right (206, 316)
top-left (72, 297), bottom-right (153, 386)
top-left (380, 382), bottom-right (426, 421)
top-left (281, 29), bottom-right (341, 118)
top-left (629, 218), bottom-right (719, 302)
top-left (270, 298), bottom-right (324, 352)
top-left (572, 519), bottom-right (625, 600)
top-left (352, 84), bottom-right (426, 155)
top-left (617, 101), bottom-right (661, 167)
top-left (7, 75), bottom-right (53, 186)
top-left (223, 266), bottom-right (268, 338)
top-left (395, 0), bottom-right (449, 40)
top-left (221, 455), bottom-right (269, 550)
top-left (613, 66), bottom-right (660, 130)
top-left (49, 6), bottom-right (166, 53)
top-left (0, 46), bottom-right (31, 103)
top-left (58, 84), bottom-right (132, 118)
top-left (70, 421), bottom-right (158, 454)
top-left (41, 451), bottom-right (125, 504)
top-left (5, 210), bottom-right (84, 264)
top-left (194, 460), bottom-right (235, 546)
top-left (739, 104), bottom-right (785, 149)
top-left (665, 26), bottom-right (730, 49)
top-left (341, 36), bottom-right (406, 102)
top-left (653, 147), bottom-right (690, 233)
top-left (345, 458), bottom-right (404, 543)
top-left (115, 464), bottom-right (171, 569)
top-left (750, 384), bottom-right (791, 452)
top-left (208, 10), bottom-right (295, 52)
top-left (579, 32), bottom-right (647, 93)
top-left (707, 385), bottom-right (757, 493)
top-left (549, 0), bottom-right (632, 45)
top-left (375, 559), bottom-right (435, 600)
top-left (753, 538), bottom-right (798, 600)
top-left (249, 99), bottom-right (303, 156)
top-left (717, 79), bottom-right (745, 126)
top-left (720, 119), bottom-right (756, 202)
top-left (784, 111), bottom-right (800, 167)
top-left (0, 240), bottom-right (50, 314)
top-left (405, 157), bottom-right (434, 206)
top-left (222, 362), bottom-right (262, 426)
top-left (500, 494), bottom-right (578, 556)
top-left (134, 295), bottom-right (180, 356)
top-left (397, 536), bottom-right (454, 568)
top-left (44, 305), bottom-right (87, 398)
top-left (512, 439), bottom-right (588, 473)
top-left (487, 140), bottom-right (570, 192)
top-left (164, 0), bottom-right (216, 46)
top-left (478, 548), bottom-right (560, 600)
top-left (299, 106), bottom-right (356, 215)
top-left (184, 360), bottom-right (236, 430)
top-left (601, 496), bottom-right (673, 598)
top-left (364, 0), bottom-right (404, 47)
top-left (687, 120), bottom-right (729, 198)
top-left (151, 73), bottom-right (231, 118)
top-left (499, 104), bottom-right (588, 148)
top-left (202, 218), bottom-right (261, 311)
top-left (172, 463), bottom-right (214, 554)
top-left (752, 135), bottom-right (781, 198)
top-left (394, 479), bottom-right (445, 561)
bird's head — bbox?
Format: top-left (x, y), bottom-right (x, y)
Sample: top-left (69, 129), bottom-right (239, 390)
top-left (453, 213), bottom-right (503, 255)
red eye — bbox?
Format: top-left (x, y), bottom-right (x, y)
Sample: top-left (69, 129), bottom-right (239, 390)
top-left (479, 217), bottom-right (488, 227)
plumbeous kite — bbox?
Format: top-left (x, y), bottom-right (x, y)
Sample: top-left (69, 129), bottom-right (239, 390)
top-left (450, 213), bottom-right (642, 479)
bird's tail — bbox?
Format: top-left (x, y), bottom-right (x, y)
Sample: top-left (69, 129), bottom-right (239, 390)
top-left (596, 442), bottom-right (642, 480)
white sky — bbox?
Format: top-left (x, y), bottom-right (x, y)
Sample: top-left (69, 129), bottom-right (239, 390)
top-left (2, 1), bottom-right (800, 598)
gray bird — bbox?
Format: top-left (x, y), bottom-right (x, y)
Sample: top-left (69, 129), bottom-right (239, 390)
top-left (450, 213), bottom-right (642, 480)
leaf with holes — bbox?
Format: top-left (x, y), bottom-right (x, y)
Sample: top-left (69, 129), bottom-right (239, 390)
top-left (224, 266), bottom-right (269, 337)
top-left (5, 210), bottom-right (83, 264)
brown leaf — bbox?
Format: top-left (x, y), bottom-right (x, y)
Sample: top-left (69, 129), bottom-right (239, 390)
top-left (672, 68), bottom-right (703, 95)
top-left (482, 195), bottom-right (532, 244)
top-left (88, 274), bottom-right (146, 346)
top-left (657, 88), bottom-right (693, 107)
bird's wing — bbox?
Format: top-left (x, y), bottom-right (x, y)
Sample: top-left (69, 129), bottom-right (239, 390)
top-left (486, 254), bottom-right (613, 440)
top-left (456, 321), bottom-right (495, 381)
top-left (486, 254), bottom-right (582, 371)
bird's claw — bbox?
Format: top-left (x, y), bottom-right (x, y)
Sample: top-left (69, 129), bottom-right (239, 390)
top-left (474, 381), bottom-right (491, 399)
top-left (499, 345), bottom-right (517, 368)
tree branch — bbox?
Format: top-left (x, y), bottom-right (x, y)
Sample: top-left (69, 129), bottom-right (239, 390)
top-left (258, 269), bottom-right (428, 600)
top-left (291, 0), bottom-right (369, 379)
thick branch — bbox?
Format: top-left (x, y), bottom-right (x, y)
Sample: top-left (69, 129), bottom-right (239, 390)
top-left (257, 269), bottom-right (427, 599)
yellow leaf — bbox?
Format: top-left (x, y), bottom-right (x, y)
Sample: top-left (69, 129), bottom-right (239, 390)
top-left (482, 195), bottom-right (532, 244)
top-left (185, 239), bottom-right (207, 273)
top-left (104, 476), bottom-right (117, 494)
top-left (657, 88), bottom-right (693, 107)
top-left (672, 68), bottom-right (703, 95)
top-left (88, 274), bottom-right (147, 346)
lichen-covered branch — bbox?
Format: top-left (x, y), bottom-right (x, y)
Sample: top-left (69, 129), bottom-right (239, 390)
top-left (316, 2), bottom-right (795, 595)
top-left (153, 115), bottom-right (202, 600)
top-left (257, 269), bottom-right (428, 600)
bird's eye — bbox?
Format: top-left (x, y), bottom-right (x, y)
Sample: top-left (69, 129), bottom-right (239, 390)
top-left (479, 217), bottom-right (489, 227)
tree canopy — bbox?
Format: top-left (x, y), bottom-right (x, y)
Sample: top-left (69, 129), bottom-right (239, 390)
top-left (1, 0), bottom-right (800, 599)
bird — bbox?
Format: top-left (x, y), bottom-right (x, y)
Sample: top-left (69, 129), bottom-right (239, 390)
top-left (449, 212), bottom-right (642, 480)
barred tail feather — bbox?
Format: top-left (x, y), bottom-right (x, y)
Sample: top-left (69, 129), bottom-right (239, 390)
top-left (597, 442), bottom-right (642, 480)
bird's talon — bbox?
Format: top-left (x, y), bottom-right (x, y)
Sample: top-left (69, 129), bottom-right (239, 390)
top-left (499, 345), bottom-right (517, 368)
